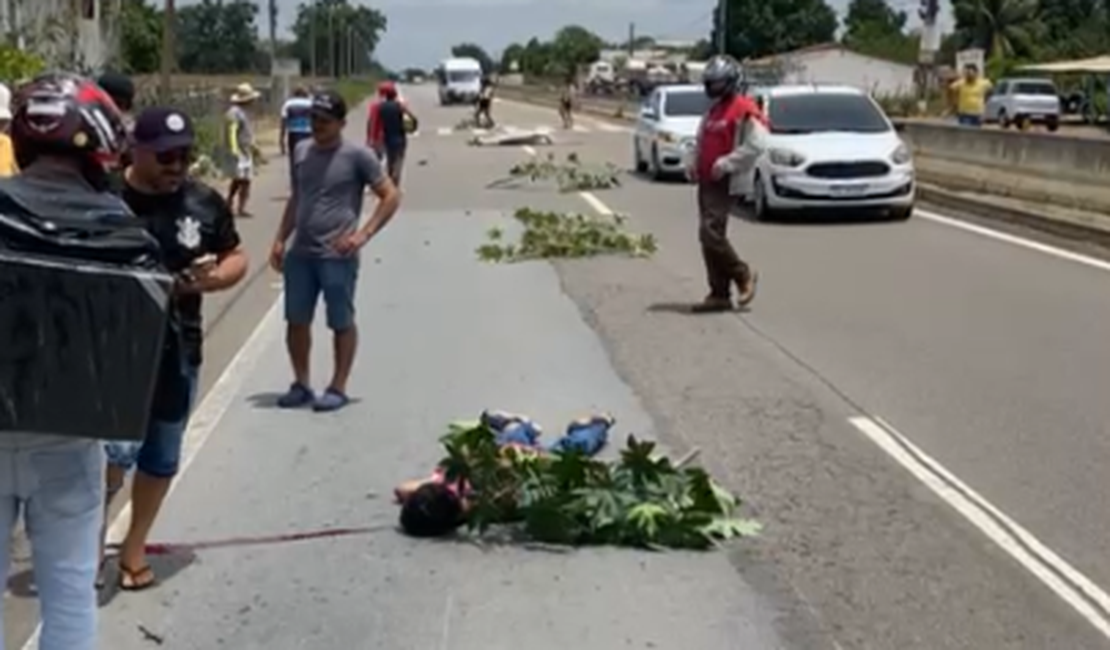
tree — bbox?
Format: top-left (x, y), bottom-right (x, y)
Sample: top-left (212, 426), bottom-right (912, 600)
top-left (176, 0), bottom-right (260, 74)
top-left (520, 37), bottom-right (553, 77)
top-left (711, 0), bottom-right (838, 60)
top-left (119, 0), bottom-right (162, 74)
top-left (951, 0), bottom-right (1043, 60)
top-left (1036, 0), bottom-right (1106, 59)
top-left (450, 42), bottom-right (494, 73)
top-left (500, 42), bottom-right (525, 73)
top-left (841, 0), bottom-right (917, 64)
top-left (291, 0), bottom-right (387, 77)
top-left (549, 25), bottom-right (604, 75)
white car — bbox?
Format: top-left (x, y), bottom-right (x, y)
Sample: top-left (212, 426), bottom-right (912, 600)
top-left (734, 85), bottom-right (915, 221)
top-left (633, 84), bottom-right (709, 180)
top-left (984, 77), bottom-right (1061, 130)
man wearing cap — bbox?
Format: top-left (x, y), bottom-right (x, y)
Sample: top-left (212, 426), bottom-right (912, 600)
top-left (225, 82), bottom-right (261, 217)
top-left (270, 89), bottom-right (401, 412)
top-left (100, 106), bottom-right (248, 590)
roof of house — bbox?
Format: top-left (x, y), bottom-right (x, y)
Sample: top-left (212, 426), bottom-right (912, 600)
top-left (745, 43), bottom-right (914, 68)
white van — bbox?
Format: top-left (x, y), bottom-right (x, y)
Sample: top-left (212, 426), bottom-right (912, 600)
top-left (436, 57), bottom-right (483, 105)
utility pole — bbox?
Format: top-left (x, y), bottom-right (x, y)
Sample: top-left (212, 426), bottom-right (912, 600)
top-left (627, 22), bottom-right (634, 59)
top-left (159, 0), bottom-right (176, 98)
top-left (310, 0), bottom-right (317, 77)
top-left (716, 0), bottom-right (727, 55)
top-left (268, 0), bottom-right (277, 60)
top-left (328, 3), bottom-right (335, 77)
top-left (917, 0), bottom-right (940, 112)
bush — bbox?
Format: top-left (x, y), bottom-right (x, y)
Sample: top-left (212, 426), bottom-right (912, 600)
top-left (0, 46), bottom-right (45, 84)
top-left (334, 77), bottom-right (380, 106)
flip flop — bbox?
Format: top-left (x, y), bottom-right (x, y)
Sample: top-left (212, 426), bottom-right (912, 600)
top-left (118, 563), bottom-right (156, 591)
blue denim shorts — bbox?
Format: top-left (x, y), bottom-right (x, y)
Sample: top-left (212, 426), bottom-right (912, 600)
top-left (105, 363), bottom-right (199, 478)
top-left (283, 253), bottom-right (359, 330)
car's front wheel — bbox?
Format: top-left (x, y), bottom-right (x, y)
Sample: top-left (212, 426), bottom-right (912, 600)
top-left (633, 140), bottom-right (648, 173)
top-left (750, 172), bottom-right (776, 221)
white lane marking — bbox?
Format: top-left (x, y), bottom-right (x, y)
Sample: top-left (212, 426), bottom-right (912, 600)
top-left (571, 124), bottom-right (589, 133)
top-left (849, 416), bottom-right (1110, 640)
top-left (593, 121), bottom-right (631, 133)
top-left (19, 294), bottom-right (285, 650)
top-left (915, 209), bottom-right (1110, 273)
top-left (521, 145), bottom-right (537, 156)
top-left (436, 127), bottom-right (451, 136)
top-left (579, 191), bottom-right (613, 216)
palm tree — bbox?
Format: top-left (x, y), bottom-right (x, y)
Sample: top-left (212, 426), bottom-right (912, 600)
top-left (952, 0), bottom-right (1043, 59)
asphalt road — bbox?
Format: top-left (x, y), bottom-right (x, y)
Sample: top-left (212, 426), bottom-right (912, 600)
top-left (6, 85), bottom-right (1110, 649)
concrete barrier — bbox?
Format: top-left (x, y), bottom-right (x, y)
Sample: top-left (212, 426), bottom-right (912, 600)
top-left (893, 120), bottom-right (1110, 188)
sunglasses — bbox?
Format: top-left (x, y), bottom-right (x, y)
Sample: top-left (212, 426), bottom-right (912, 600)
top-left (155, 148), bottom-right (192, 165)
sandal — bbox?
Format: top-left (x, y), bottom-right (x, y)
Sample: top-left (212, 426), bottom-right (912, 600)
top-left (96, 557), bottom-right (109, 590)
top-left (118, 563), bottom-right (157, 591)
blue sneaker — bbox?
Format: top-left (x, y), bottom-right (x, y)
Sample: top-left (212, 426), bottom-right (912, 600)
top-left (313, 388), bottom-right (350, 412)
top-left (277, 383), bottom-right (314, 408)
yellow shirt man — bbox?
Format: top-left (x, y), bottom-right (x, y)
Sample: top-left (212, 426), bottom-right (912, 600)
top-left (0, 133), bottom-right (17, 177)
top-left (950, 69), bottom-right (992, 125)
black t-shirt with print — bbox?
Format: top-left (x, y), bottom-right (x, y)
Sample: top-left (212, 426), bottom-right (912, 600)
top-left (121, 178), bottom-right (241, 366)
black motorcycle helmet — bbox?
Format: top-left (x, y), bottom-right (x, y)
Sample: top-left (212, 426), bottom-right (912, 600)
top-left (702, 55), bottom-right (742, 100)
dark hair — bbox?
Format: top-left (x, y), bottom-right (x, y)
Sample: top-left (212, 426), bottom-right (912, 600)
top-left (399, 483), bottom-right (464, 538)
top-left (97, 72), bottom-right (134, 112)
top-left (293, 86), bottom-right (308, 97)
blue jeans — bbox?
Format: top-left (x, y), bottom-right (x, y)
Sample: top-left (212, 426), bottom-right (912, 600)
top-left (0, 436), bottom-right (104, 650)
top-left (283, 253), bottom-right (359, 331)
top-left (957, 114), bottom-right (982, 127)
top-left (104, 362), bottom-right (199, 478)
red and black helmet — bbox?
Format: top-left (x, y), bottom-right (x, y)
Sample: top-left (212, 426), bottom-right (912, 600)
top-left (10, 71), bottom-right (127, 172)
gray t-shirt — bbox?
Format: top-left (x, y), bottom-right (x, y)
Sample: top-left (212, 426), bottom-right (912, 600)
top-left (225, 106), bottom-right (253, 156)
top-left (290, 139), bottom-right (385, 257)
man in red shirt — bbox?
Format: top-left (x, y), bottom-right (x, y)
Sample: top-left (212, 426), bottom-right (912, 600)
top-left (366, 81), bottom-right (393, 156)
top-left (687, 55), bottom-right (763, 312)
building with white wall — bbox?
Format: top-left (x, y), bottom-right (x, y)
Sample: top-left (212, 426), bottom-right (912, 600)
top-left (0, 0), bottom-right (121, 72)
top-left (745, 43), bottom-right (917, 97)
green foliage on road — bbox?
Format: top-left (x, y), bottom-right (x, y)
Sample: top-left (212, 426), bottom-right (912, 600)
top-left (496, 152), bottom-right (622, 192)
top-left (476, 207), bottom-right (656, 263)
top-left (438, 420), bottom-right (761, 550)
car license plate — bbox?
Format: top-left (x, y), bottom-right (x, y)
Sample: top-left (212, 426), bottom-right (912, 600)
top-left (829, 183), bottom-right (869, 197)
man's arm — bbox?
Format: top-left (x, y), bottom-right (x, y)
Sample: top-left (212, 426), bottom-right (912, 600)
top-left (181, 190), bottom-right (249, 293)
top-left (356, 176), bottom-right (401, 245)
top-left (713, 111), bottom-right (768, 177)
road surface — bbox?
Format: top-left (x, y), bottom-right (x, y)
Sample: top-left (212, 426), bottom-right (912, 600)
top-left (6, 84), bottom-right (1110, 649)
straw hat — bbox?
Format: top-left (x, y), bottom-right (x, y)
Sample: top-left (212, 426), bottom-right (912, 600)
top-left (230, 82), bottom-right (261, 104)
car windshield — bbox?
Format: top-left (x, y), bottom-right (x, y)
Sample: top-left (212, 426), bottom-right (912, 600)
top-left (663, 91), bottom-right (709, 117)
top-left (447, 70), bottom-right (480, 83)
top-left (1013, 82), bottom-right (1056, 95)
top-left (767, 93), bottom-right (890, 134)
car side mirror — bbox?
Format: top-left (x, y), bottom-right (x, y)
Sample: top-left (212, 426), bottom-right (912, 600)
top-left (640, 106), bottom-right (657, 120)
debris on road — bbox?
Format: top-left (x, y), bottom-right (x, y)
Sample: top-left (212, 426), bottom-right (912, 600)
top-left (467, 127), bottom-right (554, 147)
top-left (487, 152), bottom-right (621, 192)
top-left (477, 207), bottom-right (656, 262)
top-left (403, 417), bottom-right (759, 549)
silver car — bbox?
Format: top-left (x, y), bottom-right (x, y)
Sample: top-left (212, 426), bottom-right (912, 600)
top-left (633, 84), bottom-right (709, 181)
top-left (985, 78), bottom-right (1061, 131)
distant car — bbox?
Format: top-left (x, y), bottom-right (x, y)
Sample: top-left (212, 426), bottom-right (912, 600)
top-left (984, 77), bottom-right (1061, 131)
top-left (734, 85), bottom-right (915, 221)
top-left (632, 84), bottom-right (709, 180)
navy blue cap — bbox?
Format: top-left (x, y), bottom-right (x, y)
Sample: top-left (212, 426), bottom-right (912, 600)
top-left (311, 90), bottom-right (347, 120)
top-left (132, 107), bottom-right (195, 152)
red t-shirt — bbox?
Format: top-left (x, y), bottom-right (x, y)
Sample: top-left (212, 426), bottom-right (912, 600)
top-left (697, 95), bottom-right (766, 181)
top-left (367, 100), bottom-right (384, 146)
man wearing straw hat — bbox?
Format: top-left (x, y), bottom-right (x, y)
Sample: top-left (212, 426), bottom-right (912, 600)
top-left (225, 82), bottom-right (261, 217)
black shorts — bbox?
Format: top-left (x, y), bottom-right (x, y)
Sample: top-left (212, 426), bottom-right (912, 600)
top-left (560, 98), bottom-right (572, 110)
top-left (478, 98), bottom-right (491, 110)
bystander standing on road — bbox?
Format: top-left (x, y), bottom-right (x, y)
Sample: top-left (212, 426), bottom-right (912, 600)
top-left (225, 82), bottom-right (261, 217)
top-left (475, 76), bottom-right (495, 128)
top-left (686, 55), bottom-right (761, 313)
top-left (366, 81), bottom-right (392, 157)
top-left (0, 72), bottom-right (131, 650)
top-left (100, 107), bottom-right (248, 591)
top-left (949, 63), bottom-right (992, 127)
top-left (280, 86), bottom-right (312, 186)
top-left (0, 82), bottom-right (16, 176)
top-left (376, 84), bottom-right (419, 186)
top-left (269, 90), bottom-right (401, 412)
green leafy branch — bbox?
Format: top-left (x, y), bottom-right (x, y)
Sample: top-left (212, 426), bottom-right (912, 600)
top-left (477, 207), bottom-right (656, 262)
top-left (438, 420), bottom-right (761, 550)
top-left (490, 152), bottom-right (622, 192)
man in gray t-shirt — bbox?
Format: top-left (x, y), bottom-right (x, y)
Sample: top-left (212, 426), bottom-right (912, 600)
top-left (269, 89), bottom-right (402, 412)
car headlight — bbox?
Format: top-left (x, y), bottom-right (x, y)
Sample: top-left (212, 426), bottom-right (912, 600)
top-left (769, 148), bottom-right (805, 167)
top-left (891, 144), bottom-right (912, 165)
top-left (656, 131), bottom-right (676, 143)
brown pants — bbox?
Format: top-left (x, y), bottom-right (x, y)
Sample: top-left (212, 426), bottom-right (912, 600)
top-left (697, 180), bottom-right (751, 299)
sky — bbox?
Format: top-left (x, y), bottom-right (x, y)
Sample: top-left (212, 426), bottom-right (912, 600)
top-left (205, 0), bottom-right (956, 71)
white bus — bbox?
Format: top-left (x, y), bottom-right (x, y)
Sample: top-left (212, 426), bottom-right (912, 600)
top-left (435, 57), bottom-right (483, 105)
